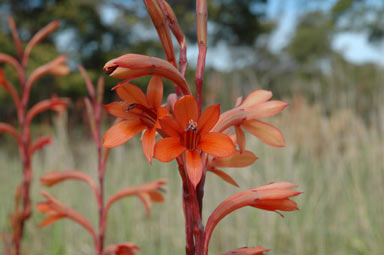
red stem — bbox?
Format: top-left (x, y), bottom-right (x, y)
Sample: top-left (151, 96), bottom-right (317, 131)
top-left (12, 63), bottom-right (32, 255)
top-left (178, 163), bottom-right (195, 255)
top-left (94, 99), bottom-right (105, 255)
top-left (195, 0), bottom-right (207, 114)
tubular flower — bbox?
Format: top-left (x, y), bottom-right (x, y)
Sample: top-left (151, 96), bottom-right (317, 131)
top-left (238, 90), bottom-right (288, 148)
top-left (154, 95), bottom-right (235, 187)
top-left (214, 90), bottom-right (288, 150)
top-left (203, 182), bottom-right (301, 254)
top-left (103, 76), bottom-right (166, 163)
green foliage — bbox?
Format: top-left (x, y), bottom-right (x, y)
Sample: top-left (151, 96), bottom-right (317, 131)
top-left (286, 11), bottom-right (333, 64)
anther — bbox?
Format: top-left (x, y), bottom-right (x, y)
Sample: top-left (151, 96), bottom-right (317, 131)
top-left (186, 119), bottom-right (197, 132)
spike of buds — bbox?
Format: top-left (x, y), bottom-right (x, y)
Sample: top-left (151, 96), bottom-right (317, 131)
top-left (23, 20), bottom-right (61, 66)
top-left (144, 0), bottom-right (176, 66)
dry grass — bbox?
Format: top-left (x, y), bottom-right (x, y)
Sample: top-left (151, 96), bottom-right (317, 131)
top-left (1, 89), bottom-right (383, 254)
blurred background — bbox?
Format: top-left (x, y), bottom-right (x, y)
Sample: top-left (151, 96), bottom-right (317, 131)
top-left (0, 0), bottom-right (383, 254)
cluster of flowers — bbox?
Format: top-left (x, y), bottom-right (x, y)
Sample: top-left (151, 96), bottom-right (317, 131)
top-left (0, 0), bottom-right (301, 254)
top-left (0, 18), bottom-right (69, 255)
top-left (102, 53), bottom-right (300, 254)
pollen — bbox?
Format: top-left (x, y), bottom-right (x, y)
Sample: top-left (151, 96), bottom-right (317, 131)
top-left (186, 119), bottom-right (197, 132)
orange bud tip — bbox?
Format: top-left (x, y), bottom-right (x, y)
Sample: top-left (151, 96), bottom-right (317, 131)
top-left (105, 65), bottom-right (118, 75)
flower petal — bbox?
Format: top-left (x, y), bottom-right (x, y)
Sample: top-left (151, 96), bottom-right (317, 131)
top-left (198, 132), bottom-right (235, 157)
top-left (224, 246), bottom-right (270, 255)
top-left (104, 102), bottom-right (137, 119)
top-left (242, 119), bottom-right (285, 147)
top-left (116, 83), bottom-right (148, 107)
top-left (213, 150), bottom-right (257, 168)
top-left (38, 213), bottom-right (65, 227)
top-left (158, 116), bottom-right (181, 137)
top-left (246, 100), bottom-right (288, 119)
top-left (197, 104), bottom-right (220, 134)
top-left (154, 137), bottom-right (185, 162)
top-left (185, 150), bottom-right (203, 187)
top-left (142, 127), bottom-right (156, 164)
top-left (146, 75), bottom-right (163, 109)
top-left (252, 199), bottom-right (299, 212)
top-left (103, 120), bottom-right (146, 148)
top-left (174, 95), bottom-right (198, 129)
top-left (208, 168), bottom-right (239, 187)
top-left (234, 125), bottom-right (245, 153)
top-left (240, 90), bottom-right (272, 108)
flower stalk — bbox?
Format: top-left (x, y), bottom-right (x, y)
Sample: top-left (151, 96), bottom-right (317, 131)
top-left (102, 1), bottom-right (301, 254)
top-left (38, 66), bottom-right (166, 255)
top-left (0, 18), bottom-right (69, 255)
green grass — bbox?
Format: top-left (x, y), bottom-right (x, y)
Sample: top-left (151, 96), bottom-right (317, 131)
top-left (1, 98), bottom-right (383, 255)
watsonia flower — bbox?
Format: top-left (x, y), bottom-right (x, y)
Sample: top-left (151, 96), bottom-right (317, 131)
top-left (103, 76), bottom-right (166, 163)
top-left (154, 95), bottom-right (235, 187)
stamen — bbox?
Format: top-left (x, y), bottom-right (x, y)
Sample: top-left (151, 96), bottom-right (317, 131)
top-left (184, 119), bottom-right (199, 150)
top-left (186, 119), bottom-right (197, 132)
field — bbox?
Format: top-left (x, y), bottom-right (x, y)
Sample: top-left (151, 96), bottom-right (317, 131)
top-left (1, 76), bottom-right (383, 254)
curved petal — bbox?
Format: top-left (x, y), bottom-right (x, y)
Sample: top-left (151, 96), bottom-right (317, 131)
top-left (197, 104), bottom-right (220, 134)
top-left (174, 95), bottom-right (198, 129)
top-left (252, 199), bottom-right (299, 212)
top-left (158, 116), bottom-right (181, 137)
top-left (185, 150), bottom-right (203, 187)
top-left (142, 127), bottom-right (156, 164)
top-left (116, 83), bottom-right (148, 107)
top-left (103, 119), bottom-right (145, 148)
top-left (146, 75), bottom-right (163, 109)
top-left (104, 101), bottom-right (137, 119)
top-left (208, 168), bottom-right (239, 187)
top-left (242, 119), bottom-right (285, 147)
top-left (234, 125), bottom-right (245, 153)
top-left (240, 90), bottom-right (272, 108)
top-left (154, 107), bottom-right (168, 129)
top-left (224, 246), bottom-right (269, 255)
top-left (213, 150), bottom-right (257, 168)
top-left (198, 132), bottom-right (235, 157)
top-left (154, 137), bottom-right (185, 162)
top-left (246, 100), bottom-right (288, 119)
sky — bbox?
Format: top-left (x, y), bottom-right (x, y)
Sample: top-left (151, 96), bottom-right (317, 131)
top-left (268, 0), bottom-right (384, 66)
top-left (98, 0), bottom-right (384, 71)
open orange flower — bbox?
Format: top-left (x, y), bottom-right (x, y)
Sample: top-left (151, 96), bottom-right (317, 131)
top-left (154, 95), bottom-right (235, 187)
top-left (103, 76), bottom-right (166, 163)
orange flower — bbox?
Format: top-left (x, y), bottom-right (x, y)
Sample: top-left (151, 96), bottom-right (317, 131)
top-left (203, 182), bottom-right (300, 254)
top-left (36, 191), bottom-right (97, 244)
top-left (213, 90), bottom-right (288, 151)
top-left (238, 90), bottom-right (288, 148)
top-left (154, 95), bottom-right (235, 187)
top-left (103, 76), bottom-right (166, 163)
